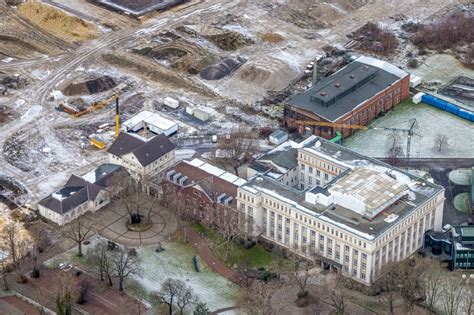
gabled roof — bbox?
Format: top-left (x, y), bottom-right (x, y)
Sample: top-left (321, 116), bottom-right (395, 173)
top-left (38, 175), bottom-right (104, 215)
top-left (82, 163), bottom-right (128, 188)
top-left (132, 134), bottom-right (175, 167)
top-left (107, 133), bottom-right (175, 167)
top-left (107, 133), bottom-right (144, 157)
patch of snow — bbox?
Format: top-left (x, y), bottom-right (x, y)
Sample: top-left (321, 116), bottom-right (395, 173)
top-left (2, 57), bottom-right (15, 63)
top-left (21, 105), bottom-right (42, 122)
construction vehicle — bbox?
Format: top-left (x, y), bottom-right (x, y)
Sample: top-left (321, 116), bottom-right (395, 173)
top-left (294, 119), bottom-right (419, 169)
top-left (89, 135), bottom-right (106, 149)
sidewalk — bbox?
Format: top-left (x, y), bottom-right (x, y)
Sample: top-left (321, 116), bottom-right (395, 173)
top-left (185, 228), bottom-right (240, 284)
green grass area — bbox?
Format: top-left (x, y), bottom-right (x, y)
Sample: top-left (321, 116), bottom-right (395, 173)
top-left (454, 193), bottom-right (471, 213)
top-left (190, 223), bottom-right (281, 270)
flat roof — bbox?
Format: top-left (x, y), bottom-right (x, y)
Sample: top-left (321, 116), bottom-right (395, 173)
top-left (184, 158), bottom-right (247, 186)
top-left (122, 110), bottom-right (178, 132)
top-left (287, 57), bottom-right (407, 122)
top-left (241, 137), bottom-right (443, 241)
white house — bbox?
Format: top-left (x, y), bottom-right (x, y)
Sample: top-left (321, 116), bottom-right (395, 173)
top-left (107, 133), bottom-right (176, 179)
top-left (38, 164), bottom-right (126, 226)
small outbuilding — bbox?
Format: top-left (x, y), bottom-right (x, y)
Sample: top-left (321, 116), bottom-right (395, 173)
top-left (269, 129), bottom-right (288, 145)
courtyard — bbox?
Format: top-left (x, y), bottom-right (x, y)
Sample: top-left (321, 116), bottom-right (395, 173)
top-left (82, 198), bottom-right (178, 246)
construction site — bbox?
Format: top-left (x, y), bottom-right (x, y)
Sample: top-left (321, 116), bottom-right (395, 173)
top-left (0, 0), bottom-right (472, 312)
top-left (0, 0), bottom-right (470, 203)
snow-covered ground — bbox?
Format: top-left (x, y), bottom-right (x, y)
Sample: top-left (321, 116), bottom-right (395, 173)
top-left (133, 243), bottom-right (239, 312)
top-left (344, 101), bottom-right (474, 158)
top-left (45, 238), bottom-right (239, 313)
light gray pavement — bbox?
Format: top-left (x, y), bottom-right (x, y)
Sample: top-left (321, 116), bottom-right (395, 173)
top-left (83, 199), bottom-right (177, 247)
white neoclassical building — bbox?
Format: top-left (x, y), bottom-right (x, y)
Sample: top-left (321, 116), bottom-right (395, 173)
top-left (238, 136), bottom-right (445, 284)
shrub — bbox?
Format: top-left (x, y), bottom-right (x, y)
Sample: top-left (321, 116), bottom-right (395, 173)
top-left (412, 11), bottom-right (474, 50)
top-left (407, 59), bottom-right (419, 68)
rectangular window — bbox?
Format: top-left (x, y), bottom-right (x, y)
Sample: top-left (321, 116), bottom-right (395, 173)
top-left (309, 167), bottom-right (313, 174)
top-left (324, 173), bottom-right (329, 180)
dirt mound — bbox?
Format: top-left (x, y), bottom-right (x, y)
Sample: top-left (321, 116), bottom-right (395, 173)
top-left (204, 31), bottom-right (253, 51)
top-left (18, 1), bottom-right (99, 43)
top-left (238, 56), bottom-right (298, 91)
top-left (133, 40), bottom-right (217, 74)
top-left (258, 33), bottom-right (285, 43)
top-left (0, 35), bottom-right (44, 59)
top-left (0, 73), bottom-right (28, 89)
top-left (200, 57), bottom-right (246, 80)
top-left (62, 76), bottom-right (117, 96)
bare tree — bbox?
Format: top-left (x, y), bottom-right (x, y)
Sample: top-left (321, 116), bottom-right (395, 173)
top-left (30, 244), bottom-right (40, 278)
top-left (157, 278), bottom-right (185, 315)
top-left (434, 134), bottom-right (449, 152)
top-left (116, 177), bottom-right (157, 225)
top-left (3, 222), bottom-right (19, 267)
top-left (176, 283), bottom-right (196, 315)
top-left (464, 286), bottom-right (474, 315)
top-left (0, 255), bottom-right (8, 291)
top-left (387, 131), bottom-right (404, 166)
top-left (77, 278), bottom-right (94, 305)
top-left (62, 218), bottom-right (95, 257)
top-left (442, 276), bottom-right (464, 315)
top-left (160, 183), bottom-right (190, 243)
top-left (210, 206), bottom-right (248, 263)
top-left (238, 280), bottom-right (280, 314)
top-left (87, 242), bottom-right (114, 286)
top-left (111, 246), bottom-right (140, 291)
top-left (215, 127), bottom-right (258, 176)
top-left (374, 262), bottom-right (399, 315)
top-left (323, 276), bottom-right (346, 314)
top-left (286, 250), bottom-right (321, 307)
top-left (421, 258), bottom-right (445, 311)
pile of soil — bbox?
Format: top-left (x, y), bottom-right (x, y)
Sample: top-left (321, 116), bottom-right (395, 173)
top-left (133, 42), bottom-right (217, 74)
top-left (238, 56), bottom-right (298, 91)
top-left (18, 1), bottom-right (99, 43)
top-left (204, 31), bottom-right (253, 51)
top-left (200, 57), bottom-right (246, 80)
top-left (258, 33), bottom-right (285, 43)
top-left (62, 76), bottom-right (117, 96)
top-left (0, 35), bottom-right (43, 59)
top-left (0, 73), bottom-right (28, 89)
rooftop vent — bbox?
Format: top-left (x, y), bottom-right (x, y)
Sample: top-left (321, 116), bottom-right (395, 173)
top-left (320, 91), bottom-right (326, 96)
top-left (363, 65), bottom-right (369, 71)
top-left (335, 82), bottom-right (341, 88)
top-left (349, 74), bottom-right (355, 79)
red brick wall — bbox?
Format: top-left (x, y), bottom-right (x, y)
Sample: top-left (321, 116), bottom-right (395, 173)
top-left (285, 76), bottom-right (410, 139)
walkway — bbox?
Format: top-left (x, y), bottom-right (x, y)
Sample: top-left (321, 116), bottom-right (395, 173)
top-left (186, 228), bottom-right (239, 284)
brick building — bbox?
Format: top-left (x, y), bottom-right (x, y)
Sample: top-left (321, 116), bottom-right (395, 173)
top-left (163, 158), bottom-right (246, 223)
top-left (284, 56), bottom-right (410, 139)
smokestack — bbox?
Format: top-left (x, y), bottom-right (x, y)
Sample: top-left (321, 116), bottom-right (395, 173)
top-left (115, 97), bottom-right (119, 137)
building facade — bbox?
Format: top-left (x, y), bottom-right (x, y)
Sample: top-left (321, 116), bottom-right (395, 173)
top-left (163, 158), bottom-right (245, 222)
top-left (38, 164), bottom-right (126, 226)
top-left (237, 137), bottom-right (444, 284)
top-left (284, 56), bottom-right (410, 139)
top-left (107, 133), bottom-right (175, 179)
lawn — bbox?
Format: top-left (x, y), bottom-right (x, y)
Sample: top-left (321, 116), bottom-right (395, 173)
top-left (190, 223), bottom-right (281, 270)
top-left (44, 236), bottom-right (239, 313)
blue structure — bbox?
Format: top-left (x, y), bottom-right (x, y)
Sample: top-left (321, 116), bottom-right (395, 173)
top-left (193, 255), bottom-right (200, 272)
top-left (421, 93), bottom-right (474, 122)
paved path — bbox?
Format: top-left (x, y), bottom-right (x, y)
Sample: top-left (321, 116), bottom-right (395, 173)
top-left (186, 228), bottom-right (239, 284)
top-left (83, 198), bottom-right (177, 247)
